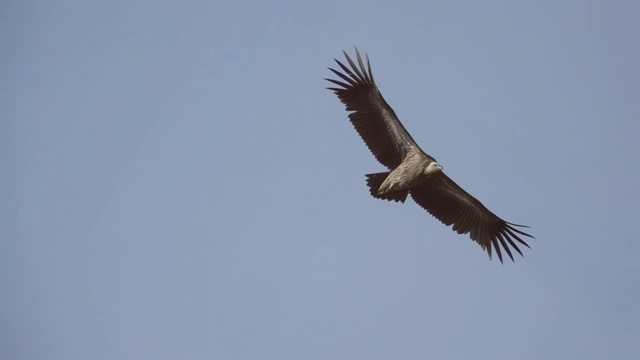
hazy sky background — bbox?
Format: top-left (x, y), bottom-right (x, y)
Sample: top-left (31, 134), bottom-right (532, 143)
top-left (2, 0), bottom-right (639, 359)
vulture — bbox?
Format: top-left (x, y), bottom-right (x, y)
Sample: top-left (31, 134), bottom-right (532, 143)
top-left (326, 48), bottom-right (533, 263)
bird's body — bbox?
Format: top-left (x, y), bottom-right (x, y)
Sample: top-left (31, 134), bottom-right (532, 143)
top-left (326, 48), bottom-right (533, 262)
top-left (380, 154), bottom-right (441, 193)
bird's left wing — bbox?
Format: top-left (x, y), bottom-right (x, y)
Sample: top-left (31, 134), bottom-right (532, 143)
top-left (410, 173), bottom-right (533, 263)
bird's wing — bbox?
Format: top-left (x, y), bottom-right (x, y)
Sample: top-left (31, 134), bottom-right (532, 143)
top-left (410, 173), bottom-right (533, 263)
top-left (326, 48), bottom-right (424, 169)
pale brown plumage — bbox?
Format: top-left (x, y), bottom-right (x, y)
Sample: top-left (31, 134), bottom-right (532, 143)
top-left (326, 48), bottom-right (533, 263)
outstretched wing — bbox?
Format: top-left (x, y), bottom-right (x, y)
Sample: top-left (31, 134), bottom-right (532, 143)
top-left (410, 173), bottom-right (533, 263)
top-left (326, 48), bottom-right (424, 170)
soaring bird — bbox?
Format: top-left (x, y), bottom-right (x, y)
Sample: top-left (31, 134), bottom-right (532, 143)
top-left (326, 48), bottom-right (533, 263)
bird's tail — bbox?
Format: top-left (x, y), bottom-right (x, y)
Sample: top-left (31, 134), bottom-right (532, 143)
top-left (365, 172), bottom-right (409, 203)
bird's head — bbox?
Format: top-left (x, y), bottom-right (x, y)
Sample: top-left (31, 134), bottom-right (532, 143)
top-left (425, 161), bottom-right (443, 175)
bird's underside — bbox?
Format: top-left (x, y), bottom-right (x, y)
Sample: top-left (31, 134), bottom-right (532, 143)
top-left (326, 48), bottom-right (534, 263)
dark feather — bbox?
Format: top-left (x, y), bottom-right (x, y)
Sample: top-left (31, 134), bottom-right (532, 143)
top-left (326, 48), bottom-right (423, 170)
top-left (409, 173), bottom-right (533, 263)
top-left (326, 48), bottom-right (533, 262)
top-left (365, 172), bottom-right (409, 203)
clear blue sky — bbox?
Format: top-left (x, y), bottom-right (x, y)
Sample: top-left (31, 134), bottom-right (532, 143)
top-left (2, 0), bottom-right (639, 359)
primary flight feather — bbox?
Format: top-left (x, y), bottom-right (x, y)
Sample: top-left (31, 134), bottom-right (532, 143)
top-left (326, 48), bottom-right (533, 263)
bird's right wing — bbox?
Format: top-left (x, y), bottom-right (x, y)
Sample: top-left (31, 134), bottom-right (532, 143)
top-left (326, 48), bottom-right (424, 169)
top-left (410, 172), bottom-right (533, 263)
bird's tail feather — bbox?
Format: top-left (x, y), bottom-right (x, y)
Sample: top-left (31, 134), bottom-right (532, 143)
top-left (365, 172), bottom-right (408, 203)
